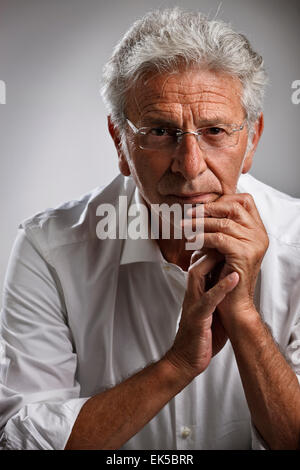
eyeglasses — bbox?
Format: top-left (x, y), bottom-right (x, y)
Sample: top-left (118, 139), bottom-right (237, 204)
top-left (126, 118), bottom-right (247, 152)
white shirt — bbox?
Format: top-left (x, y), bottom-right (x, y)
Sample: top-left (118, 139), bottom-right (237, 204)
top-left (0, 173), bottom-right (300, 450)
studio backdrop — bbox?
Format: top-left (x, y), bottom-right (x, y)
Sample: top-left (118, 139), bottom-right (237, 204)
top-left (0, 0), bottom-right (299, 295)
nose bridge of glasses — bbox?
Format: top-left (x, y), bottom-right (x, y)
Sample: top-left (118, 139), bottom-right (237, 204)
top-left (177, 129), bottom-right (202, 143)
top-left (172, 129), bottom-right (208, 176)
top-left (175, 130), bottom-right (207, 157)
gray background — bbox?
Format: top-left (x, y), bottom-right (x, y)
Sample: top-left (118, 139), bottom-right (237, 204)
top-left (0, 0), bottom-right (299, 296)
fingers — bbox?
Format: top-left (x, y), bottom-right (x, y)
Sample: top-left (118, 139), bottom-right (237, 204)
top-left (183, 217), bottom-right (249, 240)
top-left (186, 193), bottom-right (260, 227)
top-left (200, 201), bottom-right (252, 226)
top-left (190, 249), bottom-right (223, 272)
top-left (202, 229), bottom-right (267, 260)
top-left (194, 271), bottom-right (239, 321)
top-left (213, 193), bottom-right (258, 215)
top-left (187, 250), bottom-right (224, 297)
top-left (202, 232), bottom-right (238, 255)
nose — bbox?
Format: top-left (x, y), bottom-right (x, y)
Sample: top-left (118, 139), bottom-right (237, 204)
top-left (170, 133), bottom-right (207, 180)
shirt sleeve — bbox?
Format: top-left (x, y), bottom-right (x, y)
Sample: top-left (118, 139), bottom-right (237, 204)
top-left (0, 229), bottom-right (89, 449)
top-left (250, 273), bottom-right (300, 451)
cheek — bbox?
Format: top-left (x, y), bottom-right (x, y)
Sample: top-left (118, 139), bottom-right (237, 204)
top-left (207, 154), bottom-right (245, 192)
top-left (132, 153), bottom-right (170, 184)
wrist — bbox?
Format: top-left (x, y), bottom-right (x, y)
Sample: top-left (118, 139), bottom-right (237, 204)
top-left (161, 351), bottom-right (198, 387)
top-left (224, 305), bottom-right (263, 344)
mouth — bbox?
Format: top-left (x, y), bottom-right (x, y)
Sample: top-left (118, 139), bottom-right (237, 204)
top-left (168, 192), bottom-right (219, 204)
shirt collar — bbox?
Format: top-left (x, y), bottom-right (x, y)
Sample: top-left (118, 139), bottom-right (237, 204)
top-left (120, 187), bottom-right (163, 265)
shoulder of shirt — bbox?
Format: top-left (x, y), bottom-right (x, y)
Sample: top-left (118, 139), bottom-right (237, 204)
top-left (19, 174), bottom-right (136, 257)
top-left (238, 173), bottom-right (300, 248)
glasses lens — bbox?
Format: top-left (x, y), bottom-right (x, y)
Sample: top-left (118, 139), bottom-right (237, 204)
top-left (139, 128), bottom-right (178, 150)
top-left (137, 125), bottom-right (242, 150)
top-left (200, 125), bottom-right (239, 149)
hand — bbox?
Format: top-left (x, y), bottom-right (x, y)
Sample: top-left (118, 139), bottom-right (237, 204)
top-left (183, 193), bottom-right (269, 331)
top-left (165, 250), bottom-right (239, 379)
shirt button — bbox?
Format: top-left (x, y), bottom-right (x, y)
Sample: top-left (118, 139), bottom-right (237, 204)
top-left (180, 426), bottom-right (192, 438)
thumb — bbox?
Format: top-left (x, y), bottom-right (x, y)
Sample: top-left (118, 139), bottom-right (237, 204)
top-left (197, 271), bottom-right (240, 320)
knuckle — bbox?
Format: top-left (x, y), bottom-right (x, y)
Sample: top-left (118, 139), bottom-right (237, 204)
top-left (232, 201), bottom-right (241, 214)
top-left (197, 293), bottom-right (210, 309)
top-left (241, 193), bottom-right (254, 209)
top-left (201, 289), bottom-right (213, 307)
top-left (204, 202), bottom-right (212, 216)
top-left (220, 217), bottom-right (230, 230)
top-left (215, 232), bottom-right (225, 244)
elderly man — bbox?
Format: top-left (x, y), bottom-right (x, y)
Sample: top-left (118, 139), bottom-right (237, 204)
top-left (0, 8), bottom-right (299, 450)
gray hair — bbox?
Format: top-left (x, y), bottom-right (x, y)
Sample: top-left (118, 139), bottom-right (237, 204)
top-left (101, 7), bottom-right (268, 139)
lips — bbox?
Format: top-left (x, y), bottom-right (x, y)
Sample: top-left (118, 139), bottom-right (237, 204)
top-left (174, 193), bottom-right (211, 198)
top-left (169, 192), bottom-right (219, 203)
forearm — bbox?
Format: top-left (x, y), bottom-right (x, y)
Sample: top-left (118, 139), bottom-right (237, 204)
top-left (65, 356), bottom-right (192, 450)
top-left (229, 311), bottom-right (300, 450)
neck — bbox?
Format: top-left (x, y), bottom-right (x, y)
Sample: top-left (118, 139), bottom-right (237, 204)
top-left (156, 237), bottom-right (192, 271)
top-left (140, 194), bottom-right (195, 270)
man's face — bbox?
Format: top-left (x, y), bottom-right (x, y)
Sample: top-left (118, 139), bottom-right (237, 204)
top-left (115, 68), bottom-right (261, 207)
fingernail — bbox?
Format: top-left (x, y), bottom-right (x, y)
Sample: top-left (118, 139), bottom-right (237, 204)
top-left (229, 272), bottom-right (239, 282)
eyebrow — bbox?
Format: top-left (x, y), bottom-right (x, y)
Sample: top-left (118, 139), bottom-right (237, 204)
top-left (140, 117), bottom-right (179, 127)
top-left (140, 115), bottom-right (232, 128)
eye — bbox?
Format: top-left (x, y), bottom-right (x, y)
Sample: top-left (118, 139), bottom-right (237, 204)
top-left (148, 128), bottom-right (179, 137)
top-left (205, 127), bottom-right (226, 135)
top-left (149, 128), bottom-right (168, 136)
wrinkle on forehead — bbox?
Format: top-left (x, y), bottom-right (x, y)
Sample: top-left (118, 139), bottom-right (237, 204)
top-left (126, 69), bottom-right (244, 124)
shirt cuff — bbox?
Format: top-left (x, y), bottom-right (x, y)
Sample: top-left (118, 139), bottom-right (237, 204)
top-left (0, 397), bottom-right (89, 450)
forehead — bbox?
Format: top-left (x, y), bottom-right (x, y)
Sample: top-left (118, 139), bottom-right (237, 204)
top-left (126, 68), bottom-right (244, 124)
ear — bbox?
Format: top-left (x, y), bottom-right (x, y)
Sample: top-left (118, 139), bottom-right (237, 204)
top-left (241, 113), bottom-right (264, 174)
top-left (107, 116), bottom-right (131, 176)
